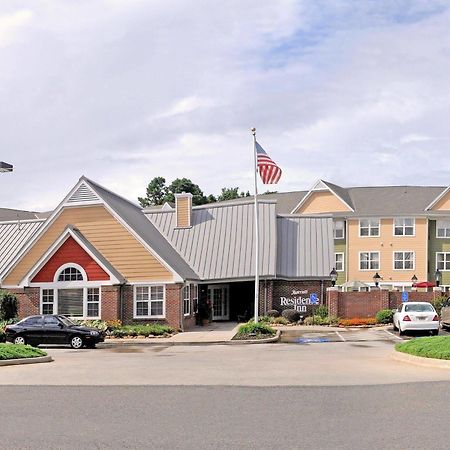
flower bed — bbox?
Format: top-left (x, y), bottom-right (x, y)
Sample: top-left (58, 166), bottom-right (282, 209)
top-left (339, 318), bottom-right (377, 327)
top-left (108, 324), bottom-right (175, 338)
top-left (233, 322), bottom-right (276, 340)
top-left (0, 343), bottom-right (47, 360)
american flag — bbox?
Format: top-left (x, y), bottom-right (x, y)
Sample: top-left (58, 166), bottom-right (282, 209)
top-left (256, 141), bottom-right (282, 184)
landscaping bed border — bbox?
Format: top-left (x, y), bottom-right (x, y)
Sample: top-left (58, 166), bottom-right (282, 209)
top-left (0, 355), bottom-right (53, 367)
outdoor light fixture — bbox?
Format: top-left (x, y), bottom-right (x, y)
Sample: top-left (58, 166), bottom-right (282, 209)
top-left (373, 272), bottom-right (381, 287)
top-left (0, 161), bottom-right (13, 173)
top-left (411, 274), bottom-right (418, 284)
top-left (330, 267), bottom-right (338, 287)
top-left (435, 269), bottom-right (442, 287)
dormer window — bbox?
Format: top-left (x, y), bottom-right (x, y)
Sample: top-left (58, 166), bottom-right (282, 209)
top-left (57, 266), bottom-right (84, 281)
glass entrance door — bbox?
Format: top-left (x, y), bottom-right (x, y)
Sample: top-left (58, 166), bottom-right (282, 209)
top-left (208, 285), bottom-right (229, 320)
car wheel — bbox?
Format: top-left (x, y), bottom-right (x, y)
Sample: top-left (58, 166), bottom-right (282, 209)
top-left (13, 335), bottom-right (26, 345)
top-left (398, 324), bottom-right (404, 336)
top-left (70, 335), bottom-right (84, 349)
top-left (431, 329), bottom-right (439, 336)
top-left (392, 320), bottom-right (398, 331)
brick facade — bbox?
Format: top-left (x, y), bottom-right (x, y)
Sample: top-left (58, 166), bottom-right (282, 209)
top-left (327, 288), bottom-right (442, 319)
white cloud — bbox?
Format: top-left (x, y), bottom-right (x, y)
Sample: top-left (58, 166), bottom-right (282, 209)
top-left (0, 9), bottom-right (32, 47)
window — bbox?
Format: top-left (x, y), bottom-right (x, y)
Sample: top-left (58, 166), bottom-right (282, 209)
top-left (58, 289), bottom-right (83, 317)
top-left (335, 253), bottom-right (344, 272)
top-left (183, 285), bottom-right (191, 316)
top-left (58, 266), bottom-right (83, 281)
top-left (87, 288), bottom-right (100, 318)
top-left (394, 251), bottom-right (415, 270)
top-left (42, 289), bottom-right (54, 314)
top-left (334, 221), bottom-right (345, 239)
top-left (43, 316), bottom-right (60, 327)
top-left (436, 252), bottom-right (450, 271)
top-left (436, 220), bottom-right (450, 238)
top-left (359, 219), bottom-right (380, 237)
top-left (359, 252), bottom-right (379, 270)
top-left (19, 316), bottom-right (43, 326)
top-left (192, 284), bottom-right (198, 313)
top-left (134, 285), bottom-right (165, 318)
top-left (394, 218), bottom-right (415, 236)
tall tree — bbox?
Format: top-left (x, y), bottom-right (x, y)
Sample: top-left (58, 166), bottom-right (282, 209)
top-left (217, 187), bottom-right (250, 202)
top-left (165, 178), bottom-right (209, 205)
top-left (138, 177), bottom-right (168, 207)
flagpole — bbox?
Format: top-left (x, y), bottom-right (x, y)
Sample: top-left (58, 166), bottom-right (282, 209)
top-left (251, 127), bottom-right (259, 323)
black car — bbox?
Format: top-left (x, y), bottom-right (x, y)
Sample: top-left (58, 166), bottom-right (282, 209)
top-left (4, 315), bottom-right (105, 349)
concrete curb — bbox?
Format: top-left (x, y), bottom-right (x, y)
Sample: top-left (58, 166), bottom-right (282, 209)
top-left (0, 355), bottom-right (53, 367)
top-left (98, 330), bottom-right (280, 347)
top-left (391, 350), bottom-right (450, 369)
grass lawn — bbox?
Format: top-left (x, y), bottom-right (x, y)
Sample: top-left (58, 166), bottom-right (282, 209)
top-left (395, 336), bottom-right (450, 360)
top-left (0, 343), bottom-right (47, 360)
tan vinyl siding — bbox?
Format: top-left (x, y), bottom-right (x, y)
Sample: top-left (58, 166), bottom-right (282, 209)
top-left (347, 218), bottom-right (427, 283)
top-left (176, 197), bottom-right (191, 228)
top-left (431, 191), bottom-right (450, 211)
top-left (3, 205), bottom-right (172, 285)
top-left (295, 191), bottom-right (351, 214)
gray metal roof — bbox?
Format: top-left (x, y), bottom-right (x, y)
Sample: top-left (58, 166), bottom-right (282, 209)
top-left (0, 220), bottom-right (44, 275)
top-left (146, 200), bottom-right (278, 281)
top-left (277, 216), bottom-right (334, 279)
top-left (0, 208), bottom-right (43, 221)
top-left (83, 177), bottom-right (199, 280)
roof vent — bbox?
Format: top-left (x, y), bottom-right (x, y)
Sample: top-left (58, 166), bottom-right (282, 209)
top-left (67, 182), bottom-right (100, 204)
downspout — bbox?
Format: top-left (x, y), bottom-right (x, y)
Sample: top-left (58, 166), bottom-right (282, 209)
top-left (119, 282), bottom-right (126, 324)
top-left (180, 282), bottom-right (185, 332)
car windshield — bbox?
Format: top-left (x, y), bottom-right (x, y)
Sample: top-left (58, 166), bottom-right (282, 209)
top-left (404, 304), bottom-right (434, 312)
top-left (58, 316), bottom-right (76, 326)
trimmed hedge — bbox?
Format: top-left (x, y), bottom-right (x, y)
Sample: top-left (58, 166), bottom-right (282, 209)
top-left (282, 309), bottom-right (301, 323)
top-left (0, 343), bottom-right (47, 360)
top-left (376, 309), bottom-right (394, 324)
top-left (236, 322), bottom-right (275, 338)
top-left (109, 324), bottom-right (174, 338)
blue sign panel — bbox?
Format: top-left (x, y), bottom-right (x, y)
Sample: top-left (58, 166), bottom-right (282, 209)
top-left (310, 293), bottom-right (319, 305)
top-left (402, 291), bottom-right (409, 303)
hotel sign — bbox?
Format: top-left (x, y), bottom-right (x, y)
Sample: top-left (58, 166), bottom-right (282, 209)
top-left (279, 289), bottom-right (320, 313)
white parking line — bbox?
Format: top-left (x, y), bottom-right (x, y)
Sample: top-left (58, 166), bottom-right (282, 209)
top-left (335, 331), bottom-right (346, 342)
top-left (383, 329), bottom-right (403, 340)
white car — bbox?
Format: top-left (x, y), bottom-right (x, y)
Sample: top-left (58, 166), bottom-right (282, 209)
top-left (393, 302), bottom-right (439, 336)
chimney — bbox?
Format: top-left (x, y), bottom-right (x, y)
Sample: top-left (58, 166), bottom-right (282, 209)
top-left (175, 193), bottom-right (193, 228)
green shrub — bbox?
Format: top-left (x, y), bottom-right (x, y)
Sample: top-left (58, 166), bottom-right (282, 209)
top-left (304, 315), bottom-right (339, 326)
top-left (376, 309), bottom-right (394, 324)
top-left (0, 292), bottom-right (18, 321)
top-left (0, 343), bottom-right (47, 360)
top-left (271, 316), bottom-right (289, 325)
top-left (267, 309), bottom-right (280, 318)
top-left (430, 295), bottom-right (448, 315)
top-left (236, 322), bottom-right (275, 337)
top-left (281, 309), bottom-right (301, 323)
top-left (316, 305), bottom-right (328, 319)
top-left (109, 324), bottom-right (174, 338)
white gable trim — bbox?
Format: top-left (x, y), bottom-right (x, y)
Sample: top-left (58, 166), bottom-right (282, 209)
top-left (424, 186), bottom-right (450, 211)
top-left (19, 227), bottom-right (122, 288)
top-left (1, 177), bottom-right (184, 284)
top-left (290, 179), bottom-right (354, 214)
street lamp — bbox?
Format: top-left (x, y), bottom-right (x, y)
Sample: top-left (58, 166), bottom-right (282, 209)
top-left (435, 269), bottom-right (442, 287)
top-left (330, 268), bottom-right (338, 287)
top-left (411, 274), bottom-right (418, 285)
top-left (0, 161), bottom-right (13, 172)
top-left (373, 272), bottom-right (381, 288)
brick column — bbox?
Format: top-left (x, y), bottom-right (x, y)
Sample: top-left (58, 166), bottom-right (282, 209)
top-left (101, 285), bottom-right (120, 321)
top-left (259, 280), bottom-right (273, 315)
top-left (380, 288), bottom-right (390, 310)
top-left (165, 283), bottom-right (183, 330)
top-left (327, 287), bottom-right (339, 317)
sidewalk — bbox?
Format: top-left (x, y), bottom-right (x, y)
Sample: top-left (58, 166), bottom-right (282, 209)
top-left (101, 322), bottom-right (241, 346)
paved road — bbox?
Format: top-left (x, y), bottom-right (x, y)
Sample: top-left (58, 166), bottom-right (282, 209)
top-left (1, 384), bottom-right (449, 449)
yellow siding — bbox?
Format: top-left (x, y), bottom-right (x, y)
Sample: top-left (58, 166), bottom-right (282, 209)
top-left (176, 197), bottom-right (191, 227)
top-left (295, 191), bottom-right (351, 214)
top-left (347, 218), bottom-right (427, 283)
top-left (4, 205), bottom-right (173, 285)
top-left (431, 191), bottom-right (450, 211)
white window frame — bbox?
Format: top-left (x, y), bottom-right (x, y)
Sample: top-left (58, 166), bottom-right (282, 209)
top-left (393, 251), bottom-right (415, 270)
top-left (359, 219), bottom-right (380, 237)
top-left (335, 252), bottom-right (344, 272)
top-left (436, 252), bottom-right (450, 271)
top-left (393, 218), bottom-right (415, 237)
top-left (39, 286), bottom-right (101, 319)
top-left (41, 288), bottom-right (55, 315)
top-left (436, 220), bottom-right (450, 238)
top-left (54, 263), bottom-right (87, 283)
top-left (333, 220), bottom-right (345, 240)
top-left (133, 284), bottom-right (166, 319)
top-left (359, 251), bottom-right (380, 271)
top-left (183, 284), bottom-right (191, 316)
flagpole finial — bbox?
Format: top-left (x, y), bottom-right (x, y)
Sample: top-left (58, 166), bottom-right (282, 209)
top-left (251, 127), bottom-right (256, 135)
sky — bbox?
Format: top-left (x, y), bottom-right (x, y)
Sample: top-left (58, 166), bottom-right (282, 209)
top-left (1, 0), bottom-right (450, 211)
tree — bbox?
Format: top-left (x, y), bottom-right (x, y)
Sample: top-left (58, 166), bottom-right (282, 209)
top-left (0, 291), bottom-right (18, 321)
top-left (138, 177), bottom-right (168, 207)
top-left (165, 178), bottom-right (209, 205)
top-left (217, 187), bottom-right (250, 202)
